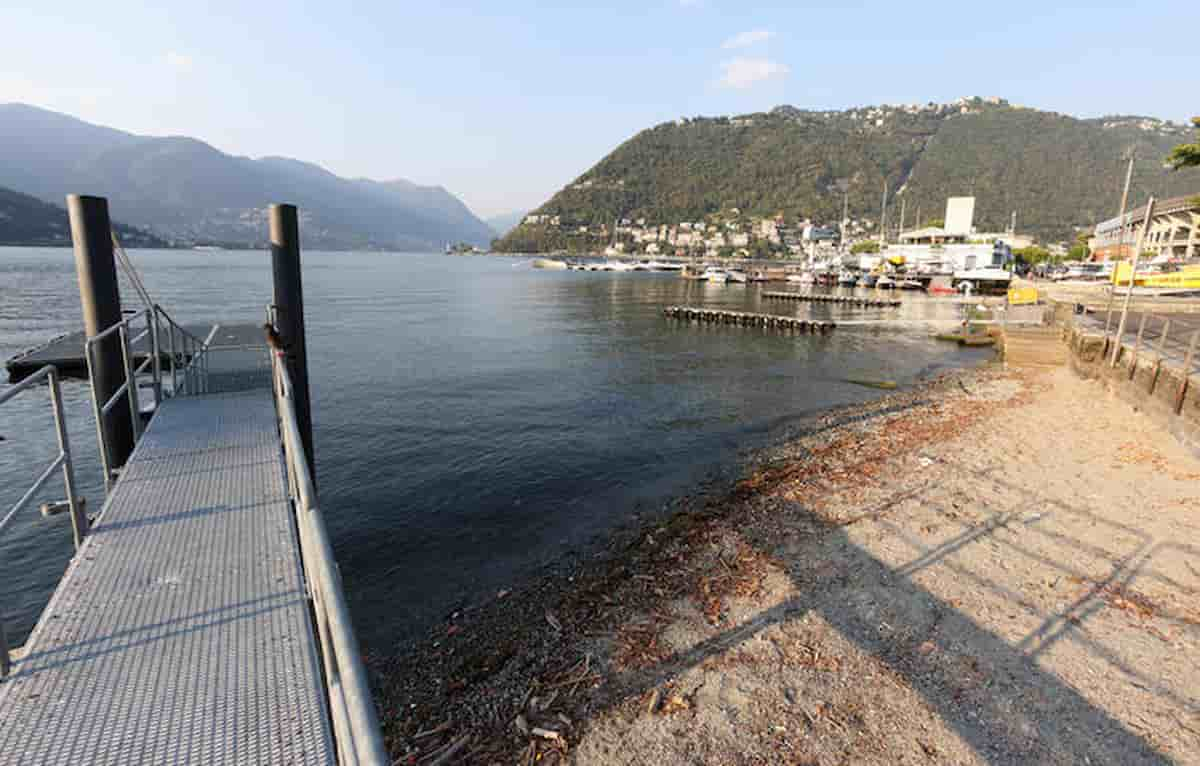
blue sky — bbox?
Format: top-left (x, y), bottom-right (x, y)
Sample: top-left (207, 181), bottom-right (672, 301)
top-left (3, 0), bottom-right (1196, 218)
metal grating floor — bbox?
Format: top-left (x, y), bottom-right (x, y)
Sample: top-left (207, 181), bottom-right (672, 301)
top-left (0, 390), bottom-right (335, 765)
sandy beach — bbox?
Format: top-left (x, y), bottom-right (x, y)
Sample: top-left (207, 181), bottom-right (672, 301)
top-left (374, 360), bottom-right (1200, 765)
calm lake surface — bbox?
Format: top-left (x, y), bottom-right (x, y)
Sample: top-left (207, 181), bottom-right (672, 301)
top-left (0, 248), bottom-right (991, 649)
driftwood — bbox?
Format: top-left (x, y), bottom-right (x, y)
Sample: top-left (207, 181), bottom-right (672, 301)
top-left (426, 734), bottom-right (471, 766)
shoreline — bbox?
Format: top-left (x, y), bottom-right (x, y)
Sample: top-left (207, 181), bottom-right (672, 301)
top-left (369, 363), bottom-right (1004, 760)
top-left (371, 358), bottom-right (1200, 764)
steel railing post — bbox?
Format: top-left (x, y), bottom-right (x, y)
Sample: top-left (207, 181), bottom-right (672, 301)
top-left (149, 309), bottom-right (162, 407)
top-left (85, 341), bottom-right (114, 489)
top-left (166, 310), bottom-right (179, 397)
top-left (0, 611), bottom-right (10, 678)
top-left (48, 369), bottom-right (88, 548)
top-left (119, 325), bottom-right (143, 440)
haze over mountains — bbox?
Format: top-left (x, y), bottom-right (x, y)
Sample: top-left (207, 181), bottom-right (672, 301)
top-left (0, 103), bottom-right (494, 250)
top-left (496, 98), bottom-right (1200, 252)
top-left (0, 184), bottom-right (166, 247)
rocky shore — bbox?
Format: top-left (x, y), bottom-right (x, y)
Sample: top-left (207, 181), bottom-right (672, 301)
top-left (370, 362), bottom-right (1200, 765)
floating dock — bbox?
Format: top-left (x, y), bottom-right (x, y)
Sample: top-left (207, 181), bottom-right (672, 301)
top-left (0, 199), bottom-right (387, 764)
top-left (5, 322), bottom-right (264, 382)
top-left (663, 306), bottom-right (835, 333)
top-left (0, 388), bottom-right (336, 765)
top-left (762, 291), bottom-right (901, 308)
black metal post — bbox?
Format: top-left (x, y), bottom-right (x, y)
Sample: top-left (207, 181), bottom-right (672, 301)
top-left (269, 204), bottom-right (315, 477)
top-left (68, 195), bottom-right (135, 468)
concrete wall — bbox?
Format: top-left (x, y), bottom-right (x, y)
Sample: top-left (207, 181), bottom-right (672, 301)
top-left (1064, 326), bottom-right (1200, 458)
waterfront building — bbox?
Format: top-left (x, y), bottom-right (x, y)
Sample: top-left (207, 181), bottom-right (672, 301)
top-left (1090, 194), bottom-right (1200, 261)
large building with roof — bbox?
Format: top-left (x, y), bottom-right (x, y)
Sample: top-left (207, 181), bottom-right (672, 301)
top-left (1091, 194), bottom-right (1200, 261)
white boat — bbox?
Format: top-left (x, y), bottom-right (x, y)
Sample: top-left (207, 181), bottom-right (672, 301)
top-left (531, 258), bottom-right (568, 270)
top-left (876, 275), bottom-right (896, 289)
top-left (701, 266), bottom-right (728, 282)
top-left (787, 272), bottom-right (814, 285)
top-left (726, 270), bottom-right (748, 284)
top-left (749, 270), bottom-right (769, 283)
top-left (952, 267), bottom-right (1011, 293)
top-left (651, 260), bottom-right (684, 271)
top-left (603, 261), bottom-right (634, 272)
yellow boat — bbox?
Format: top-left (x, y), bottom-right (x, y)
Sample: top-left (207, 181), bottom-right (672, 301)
top-left (1110, 262), bottom-right (1200, 289)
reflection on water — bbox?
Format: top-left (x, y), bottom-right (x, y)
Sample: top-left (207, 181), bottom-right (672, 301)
top-left (0, 249), bottom-right (992, 648)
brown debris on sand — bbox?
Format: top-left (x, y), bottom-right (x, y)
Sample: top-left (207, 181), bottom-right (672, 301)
top-left (372, 365), bottom-right (1200, 765)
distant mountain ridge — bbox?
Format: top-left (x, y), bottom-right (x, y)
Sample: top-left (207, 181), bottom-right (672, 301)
top-left (495, 98), bottom-right (1200, 251)
top-left (0, 184), bottom-right (166, 247)
top-left (0, 103), bottom-right (493, 250)
top-left (485, 210), bottom-right (527, 236)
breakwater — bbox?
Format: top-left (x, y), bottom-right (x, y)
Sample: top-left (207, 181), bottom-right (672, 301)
top-left (662, 305), bottom-right (835, 333)
top-left (762, 291), bottom-right (901, 308)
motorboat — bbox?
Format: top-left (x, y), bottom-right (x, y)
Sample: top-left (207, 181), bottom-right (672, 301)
top-left (876, 275), bottom-right (896, 289)
top-left (897, 279), bottom-right (925, 291)
top-left (700, 266), bottom-right (728, 282)
top-left (749, 270), bottom-right (769, 283)
top-left (786, 272), bottom-right (814, 285)
top-left (725, 269), bottom-right (748, 284)
top-left (603, 261), bottom-right (634, 272)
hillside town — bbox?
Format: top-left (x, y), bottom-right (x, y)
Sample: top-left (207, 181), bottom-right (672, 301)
top-left (521, 197), bottom-right (1040, 263)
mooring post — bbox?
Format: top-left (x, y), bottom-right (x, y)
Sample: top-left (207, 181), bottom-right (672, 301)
top-left (269, 204), bottom-right (315, 477)
top-left (68, 194), bottom-right (135, 469)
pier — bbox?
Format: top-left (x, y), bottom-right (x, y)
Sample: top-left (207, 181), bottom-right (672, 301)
top-left (0, 199), bottom-right (386, 765)
top-left (5, 323), bottom-right (264, 382)
top-left (762, 291), bottom-right (901, 308)
top-left (663, 305), bottom-right (835, 333)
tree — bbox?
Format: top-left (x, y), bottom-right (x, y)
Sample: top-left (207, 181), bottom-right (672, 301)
top-left (1166, 117), bottom-right (1200, 170)
top-left (851, 240), bottom-right (880, 254)
top-left (1014, 245), bottom-right (1053, 264)
top-left (1067, 243), bottom-right (1088, 261)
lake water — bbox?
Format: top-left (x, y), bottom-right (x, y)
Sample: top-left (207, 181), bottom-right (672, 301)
top-left (0, 248), bottom-right (991, 650)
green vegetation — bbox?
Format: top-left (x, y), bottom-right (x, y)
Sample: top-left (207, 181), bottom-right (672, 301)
top-left (1166, 117), bottom-right (1200, 170)
top-left (0, 185), bottom-right (166, 247)
top-left (851, 240), bottom-right (881, 254)
top-left (495, 102), bottom-right (1200, 253)
top-left (1013, 246), bottom-right (1059, 264)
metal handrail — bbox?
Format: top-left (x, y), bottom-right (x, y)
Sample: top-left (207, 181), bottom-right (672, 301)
top-left (0, 365), bottom-right (86, 676)
top-left (85, 305), bottom-right (218, 489)
top-left (271, 353), bottom-right (388, 766)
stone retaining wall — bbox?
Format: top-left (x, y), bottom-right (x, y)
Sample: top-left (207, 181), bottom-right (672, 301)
top-left (1063, 325), bottom-right (1200, 457)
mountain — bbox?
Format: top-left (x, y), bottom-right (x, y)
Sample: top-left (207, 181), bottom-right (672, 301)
top-left (485, 211), bottom-right (527, 236)
top-left (0, 103), bottom-right (493, 250)
top-left (495, 99), bottom-right (1200, 251)
top-left (0, 184), bottom-right (166, 247)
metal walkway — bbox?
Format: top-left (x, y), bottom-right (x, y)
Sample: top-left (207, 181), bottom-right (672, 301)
top-left (0, 390), bottom-right (335, 765)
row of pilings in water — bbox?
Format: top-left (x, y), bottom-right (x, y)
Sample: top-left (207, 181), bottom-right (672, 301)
top-left (762, 291), bottom-right (901, 308)
top-left (662, 306), bottom-right (835, 333)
